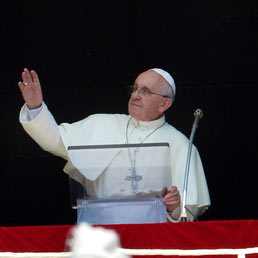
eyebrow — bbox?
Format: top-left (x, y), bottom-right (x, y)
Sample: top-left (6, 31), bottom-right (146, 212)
top-left (133, 83), bottom-right (150, 89)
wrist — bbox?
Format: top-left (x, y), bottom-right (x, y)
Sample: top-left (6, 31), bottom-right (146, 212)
top-left (27, 102), bottom-right (43, 110)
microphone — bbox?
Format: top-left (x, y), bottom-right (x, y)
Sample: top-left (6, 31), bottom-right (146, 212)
top-left (180, 108), bottom-right (203, 222)
top-left (193, 108), bottom-right (203, 130)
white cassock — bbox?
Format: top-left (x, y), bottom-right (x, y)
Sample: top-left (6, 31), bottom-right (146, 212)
top-left (19, 102), bottom-right (210, 221)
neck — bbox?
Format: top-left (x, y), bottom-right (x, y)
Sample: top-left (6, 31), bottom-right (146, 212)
top-left (126, 116), bottom-right (166, 144)
top-left (130, 115), bottom-right (166, 130)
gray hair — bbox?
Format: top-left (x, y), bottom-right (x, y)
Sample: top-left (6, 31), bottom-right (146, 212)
top-left (162, 81), bottom-right (175, 102)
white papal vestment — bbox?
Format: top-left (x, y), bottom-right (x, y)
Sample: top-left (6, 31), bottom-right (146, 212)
top-left (19, 102), bottom-right (210, 221)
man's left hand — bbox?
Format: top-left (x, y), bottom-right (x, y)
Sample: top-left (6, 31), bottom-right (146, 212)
top-left (163, 186), bottom-right (181, 213)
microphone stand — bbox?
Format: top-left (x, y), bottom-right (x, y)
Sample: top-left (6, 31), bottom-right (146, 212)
top-left (180, 109), bottom-right (203, 222)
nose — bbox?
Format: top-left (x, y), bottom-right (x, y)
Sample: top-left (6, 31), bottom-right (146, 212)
top-left (131, 88), bottom-right (142, 99)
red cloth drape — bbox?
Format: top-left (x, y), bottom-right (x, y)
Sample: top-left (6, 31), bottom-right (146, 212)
top-left (0, 220), bottom-right (257, 257)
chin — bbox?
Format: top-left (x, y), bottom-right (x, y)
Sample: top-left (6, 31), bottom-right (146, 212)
top-left (132, 115), bottom-right (142, 121)
top-left (131, 113), bottom-right (148, 121)
top-left (129, 105), bottom-right (146, 121)
top-left (129, 110), bottom-right (141, 121)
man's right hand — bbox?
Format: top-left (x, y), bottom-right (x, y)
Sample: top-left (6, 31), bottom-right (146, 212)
top-left (18, 68), bottom-right (43, 109)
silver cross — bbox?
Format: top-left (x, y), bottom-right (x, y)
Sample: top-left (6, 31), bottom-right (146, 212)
top-left (125, 169), bottom-right (142, 193)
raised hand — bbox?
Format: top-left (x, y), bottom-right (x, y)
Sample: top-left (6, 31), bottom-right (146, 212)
top-left (18, 68), bottom-right (43, 109)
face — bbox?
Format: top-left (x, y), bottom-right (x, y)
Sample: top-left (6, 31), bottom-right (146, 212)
top-left (128, 70), bottom-right (172, 121)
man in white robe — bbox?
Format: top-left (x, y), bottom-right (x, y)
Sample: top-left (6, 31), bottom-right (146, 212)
top-left (18, 68), bottom-right (210, 222)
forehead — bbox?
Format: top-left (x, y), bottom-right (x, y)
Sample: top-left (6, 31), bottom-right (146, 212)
top-left (134, 70), bottom-right (164, 90)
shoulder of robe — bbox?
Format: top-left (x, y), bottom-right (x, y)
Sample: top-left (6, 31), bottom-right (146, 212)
top-left (162, 122), bottom-right (194, 149)
top-left (163, 123), bottom-right (188, 141)
top-left (59, 113), bottom-right (129, 130)
top-left (165, 123), bottom-right (200, 154)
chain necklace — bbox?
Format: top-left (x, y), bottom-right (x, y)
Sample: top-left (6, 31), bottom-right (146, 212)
top-left (125, 116), bottom-right (166, 192)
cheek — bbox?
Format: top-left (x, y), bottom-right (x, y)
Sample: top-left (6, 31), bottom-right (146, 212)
top-left (142, 103), bottom-right (154, 117)
top-left (146, 101), bottom-right (158, 112)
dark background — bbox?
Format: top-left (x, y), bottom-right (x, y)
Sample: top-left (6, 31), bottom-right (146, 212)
top-left (0, 0), bottom-right (257, 226)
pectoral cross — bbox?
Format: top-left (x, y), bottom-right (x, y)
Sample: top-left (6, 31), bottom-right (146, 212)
top-left (125, 168), bottom-right (142, 193)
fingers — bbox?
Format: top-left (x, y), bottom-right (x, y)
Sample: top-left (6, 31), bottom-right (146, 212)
top-left (170, 186), bottom-right (178, 193)
top-left (22, 68), bottom-right (30, 83)
top-left (162, 186), bottom-right (168, 196)
top-left (164, 194), bottom-right (181, 203)
top-left (165, 187), bottom-right (179, 197)
top-left (163, 187), bottom-right (181, 213)
top-left (163, 193), bottom-right (180, 204)
top-left (163, 186), bottom-right (181, 202)
top-left (18, 81), bottom-right (25, 92)
top-left (31, 70), bottom-right (40, 83)
top-left (162, 186), bottom-right (177, 197)
top-left (20, 68), bottom-right (40, 90)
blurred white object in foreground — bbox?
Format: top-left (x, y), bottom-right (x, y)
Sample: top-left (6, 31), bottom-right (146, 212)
top-left (67, 223), bottom-right (130, 258)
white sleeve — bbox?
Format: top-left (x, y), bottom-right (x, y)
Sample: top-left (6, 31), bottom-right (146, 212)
top-left (167, 207), bottom-right (181, 222)
top-left (19, 102), bottom-right (68, 159)
top-left (26, 105), bottom-right (43, 121)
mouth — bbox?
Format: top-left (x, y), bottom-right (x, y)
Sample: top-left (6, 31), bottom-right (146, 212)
top-left (130, 102), bottom-right (142, 108)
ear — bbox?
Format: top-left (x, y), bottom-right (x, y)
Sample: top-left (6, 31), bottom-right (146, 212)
top-left (159, 98), bottom-right (172, 113)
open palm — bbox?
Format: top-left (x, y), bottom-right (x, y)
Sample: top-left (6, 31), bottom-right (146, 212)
top-left (18, 68), bottom-right (43, 109)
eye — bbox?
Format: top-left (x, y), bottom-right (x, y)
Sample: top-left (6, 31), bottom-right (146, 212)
top-left (142, 87), bottom-right (151, 95)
